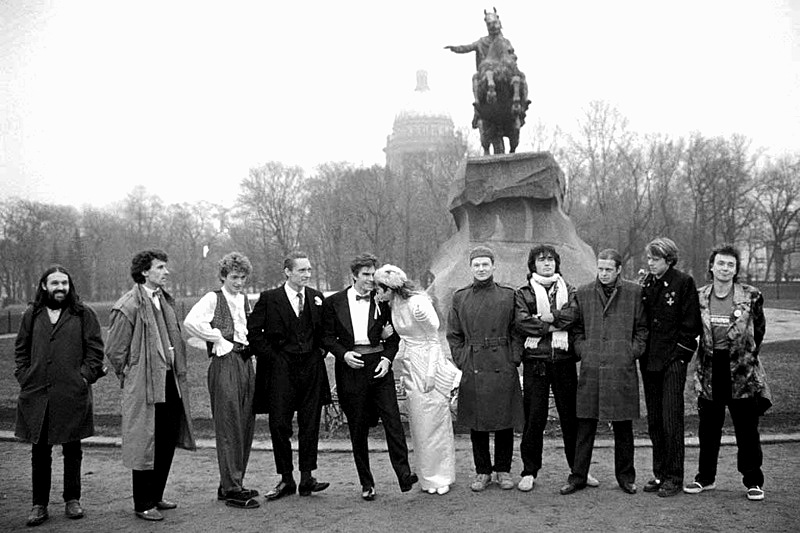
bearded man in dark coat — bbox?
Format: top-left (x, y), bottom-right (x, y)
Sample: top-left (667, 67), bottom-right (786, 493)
top-left (447, 246), bottom-right (523, 493)
top-left (15, 265), bottom-right (106, 527)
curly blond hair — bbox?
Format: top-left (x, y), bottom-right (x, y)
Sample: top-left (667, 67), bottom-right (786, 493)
top-left (374, 264), bottom-right (419, 300)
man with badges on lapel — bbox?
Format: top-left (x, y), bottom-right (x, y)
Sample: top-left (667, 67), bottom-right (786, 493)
top-left (321, 253), bottom-right (418, 501)
top-left (248, 251), bottom-right (331, 501)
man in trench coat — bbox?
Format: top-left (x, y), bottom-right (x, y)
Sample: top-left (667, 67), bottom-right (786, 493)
top-left (106, 250), bottom-right (196, 522)
top-left (447, 246), bottom-right (524, 492)
top-left (560, 249), bottom-right (648, 496)
top-left (15, 265), bottom-right (106, 527)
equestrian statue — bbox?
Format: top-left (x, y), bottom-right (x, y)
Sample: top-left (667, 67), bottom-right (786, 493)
top-left (446, 8), bottom-right (530, 155)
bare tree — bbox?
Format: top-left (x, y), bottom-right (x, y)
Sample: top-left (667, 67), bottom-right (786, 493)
top-left (754, 155), bottom-right (800, 282)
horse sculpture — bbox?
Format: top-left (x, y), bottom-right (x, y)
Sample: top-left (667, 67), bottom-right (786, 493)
top-left (446, 9), bottom-right (531, 155)
top-left (474, 35), bottom-right (529, 154)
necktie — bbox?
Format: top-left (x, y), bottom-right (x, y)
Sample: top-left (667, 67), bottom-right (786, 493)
top-left (297, 291), bottom-right (304, 317)
top-left (356, 294), bottom-right (371, 302)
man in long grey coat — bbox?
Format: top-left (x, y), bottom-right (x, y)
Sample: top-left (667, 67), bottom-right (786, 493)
top-left (447, 246), bottom-right (524, 493)
top-left (15, 265), bottom-right (106, 526)
top-left (106, 250), bottom-right (196, 522)
top-left (560, 249), bottom-right (648, 496)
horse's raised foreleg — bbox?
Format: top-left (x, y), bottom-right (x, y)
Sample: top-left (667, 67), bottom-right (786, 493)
top-left (486, 70), bottom-right (496, 104)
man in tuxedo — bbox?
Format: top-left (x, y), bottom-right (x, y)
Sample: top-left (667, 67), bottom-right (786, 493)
top-left (248, 251), bottom-right (331, 501)
top-left (321, 253), bottom-right (417, 501)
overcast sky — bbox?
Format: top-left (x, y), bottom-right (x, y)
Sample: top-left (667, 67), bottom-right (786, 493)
top-left (2, 0), bottom-right (799, 209)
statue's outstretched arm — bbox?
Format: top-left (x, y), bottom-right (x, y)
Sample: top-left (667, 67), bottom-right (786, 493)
top-left (445, 41), bottom-right (479, 54)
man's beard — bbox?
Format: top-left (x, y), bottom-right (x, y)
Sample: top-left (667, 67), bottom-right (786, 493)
top-left (45, 290), bottom-right (69, 309)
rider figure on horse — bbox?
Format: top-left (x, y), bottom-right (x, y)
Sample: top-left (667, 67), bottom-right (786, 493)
top-left (445, 8), bottom-right (528, 131)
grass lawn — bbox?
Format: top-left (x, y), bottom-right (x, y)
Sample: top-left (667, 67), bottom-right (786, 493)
top-left (1, 333), bottom-right (798, 438)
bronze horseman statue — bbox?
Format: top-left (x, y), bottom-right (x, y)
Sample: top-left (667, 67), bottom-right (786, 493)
top-left (446, 8), bottom-right (530, 155)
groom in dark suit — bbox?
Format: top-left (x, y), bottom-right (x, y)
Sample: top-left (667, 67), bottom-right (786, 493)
top-left (248, 251), bottom-right (331, 501)
top-left (321, 253), bottom-right (417, 501)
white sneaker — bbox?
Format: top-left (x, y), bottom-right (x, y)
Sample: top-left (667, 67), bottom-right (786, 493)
top-left (586, 473), bottom-right (600, 487)
top-left (746, 486), bottom-right (765, 501)
top-left (436, 485), bottom-right (450, 495)
top-left (517, 475), bottom-right (535, 492)
top-left (683, 481), bottom-right (716, 494)
top-left (470, 474), bottom-right (492, 492)
top-left (496, 472), bottom-right (514, 490)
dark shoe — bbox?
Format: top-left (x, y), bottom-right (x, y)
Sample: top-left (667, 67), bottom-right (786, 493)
top-left (361, 486), bottom-right (376, 501)
top-left (559, 482), bottom-right (586, 495)
top-left (65, 500), bottom-right (84, 519)
top-left (224, 491), bottom-right (260, 509)
top-left (643, 478), bottom-right (662, 493)
top-left (399, 473), bottom-right (419, 492)
top-left (657, 481), bottom-right (681, 498)
top-left (299, 477), bottom-right (330, 496)
top-left (26, 505), bottom-right (48, 527)
top-left (620, 482), bottom-right (638, 495)
top-left (218, 487), bottom-right (259, 500)
top-left (155, 500), bottom-right (177, 510)
top-left (135, 508), bottom-right (164, 521)
top-left (265, 481), bottom-right (297, 501)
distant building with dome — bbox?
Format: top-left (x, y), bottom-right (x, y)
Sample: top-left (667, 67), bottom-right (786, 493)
top-left (384, 70), bottom-right (465, 176)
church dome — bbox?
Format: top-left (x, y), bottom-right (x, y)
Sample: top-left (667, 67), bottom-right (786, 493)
top-left (386, 71), bottom-right (458, 155)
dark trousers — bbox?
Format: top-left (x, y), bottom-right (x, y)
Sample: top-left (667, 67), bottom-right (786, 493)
top-left (132, 371), bottom-right (181, 512)
top-left (208, 352), bottom-right (255, 492)
top-left (695, 397), bottom-right (764, 488)
top-left (268, 351), bottom-right (326, 475)
top-left (31, 411), bottom-right (82, 506)
top-left (520, 360), bottom-right (577, 477)
top-left (336, 353), bottom-right (411, 489)
top-left (643, 359), bottom-right (687, 485)
top-left (569, 418), bottom-right (634, 487)
top-left (471, 428), bottom-right (514, 474)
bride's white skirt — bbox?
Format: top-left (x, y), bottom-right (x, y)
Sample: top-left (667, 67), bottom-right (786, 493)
top-left (401, 342), bottom-right (461, 490)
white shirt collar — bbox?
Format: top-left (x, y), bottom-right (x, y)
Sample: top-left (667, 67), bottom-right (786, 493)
top-left (284, 283), bottom-right (304, 300)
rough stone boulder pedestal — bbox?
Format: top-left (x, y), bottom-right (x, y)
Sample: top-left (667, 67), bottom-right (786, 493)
top-left (427, 151), bottom-right (596, 318)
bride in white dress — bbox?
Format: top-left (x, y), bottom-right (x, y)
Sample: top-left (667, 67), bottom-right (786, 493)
top-left (374, 265), bottom-right (461, 495)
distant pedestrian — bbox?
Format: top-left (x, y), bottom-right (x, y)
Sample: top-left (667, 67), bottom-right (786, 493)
top-left (684, 244), bottom-right (772, 501)
top-left (184, 252), bottom-right (259, 508)
top-left (14, 265), bottom-right (106, 527)
top-left (560, 249), bottom-right (648, 496)
top-left (447, 245), bottom-right (524, 493)
top-left (106, 250), bottom-right (196, 521)
top-left (640, 237), bottom-right (702, 497)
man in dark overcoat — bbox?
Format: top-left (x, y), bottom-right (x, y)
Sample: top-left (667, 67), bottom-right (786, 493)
top-left (248, 251), bottom-right (331, 501)
top-left (640, 237), bottom-right (702, 497)
top-left (15, 265), bottom-right (106, 527)
top-left (560, 249), bottom-right (648, 496)
top-left (447, 246), bottom-right (524, 492)
top-left (321, 253), bottom-right (417, 501)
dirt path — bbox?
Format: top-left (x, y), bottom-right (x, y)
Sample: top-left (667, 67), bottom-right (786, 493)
top-left (1, 440), bottom-right (797, 532)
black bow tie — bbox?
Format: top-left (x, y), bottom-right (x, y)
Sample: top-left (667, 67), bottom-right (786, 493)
top-left (356, 294), bottom-right (371, 302)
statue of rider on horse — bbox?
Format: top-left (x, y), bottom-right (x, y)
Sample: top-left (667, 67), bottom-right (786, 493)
top-left (446, 8), bottom-right (530, 155)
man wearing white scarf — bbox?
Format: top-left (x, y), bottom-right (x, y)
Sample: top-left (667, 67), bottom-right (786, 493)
top-left (514, 245), bottom-right (590, 492)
